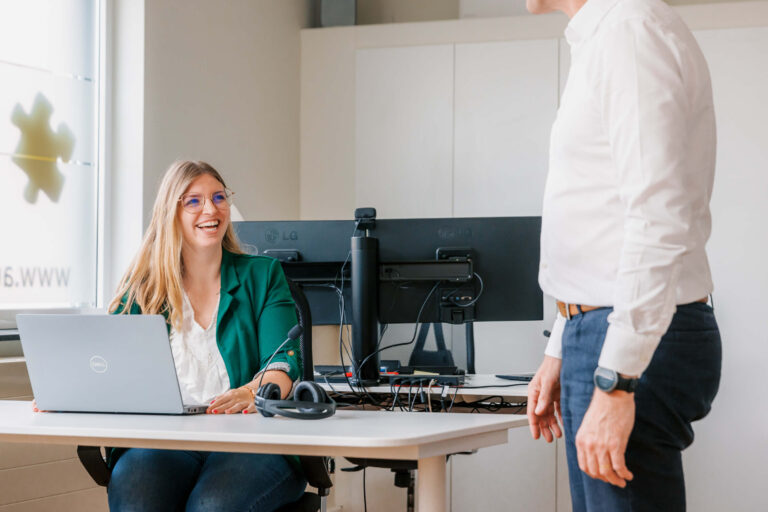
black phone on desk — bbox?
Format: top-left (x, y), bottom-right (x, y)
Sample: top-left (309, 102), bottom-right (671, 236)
top-left (495, 373), bottom-right (535, 382)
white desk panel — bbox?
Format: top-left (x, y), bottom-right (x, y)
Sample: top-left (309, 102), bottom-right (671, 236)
top-left (0, 401), bottom-right (525, 460)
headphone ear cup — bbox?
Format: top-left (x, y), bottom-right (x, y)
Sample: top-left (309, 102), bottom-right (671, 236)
top-left (256, 382), bottom-right (281, 418)
top-left (293, 381), bottom-right (330, 412)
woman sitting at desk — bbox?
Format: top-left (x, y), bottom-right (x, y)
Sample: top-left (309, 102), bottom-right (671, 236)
top-left (105, 160), bottom-right (305, 511)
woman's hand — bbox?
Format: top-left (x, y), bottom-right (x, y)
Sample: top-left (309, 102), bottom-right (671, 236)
top-left (207, 387), bottom-right (257, 415)
top-left (207, 371), bottom-right (292, 415)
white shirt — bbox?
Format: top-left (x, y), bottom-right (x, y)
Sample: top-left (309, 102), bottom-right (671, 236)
top-left (539, 0), bottom-right (716, 376)
top-left (169, 291), bottom-right (297, 405)
top-left (169, 292), bottom-right (230, 405)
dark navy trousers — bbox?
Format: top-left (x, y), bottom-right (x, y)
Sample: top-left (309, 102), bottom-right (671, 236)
top-left (560, 302), bottom-right (721, 512)
top-left (108, 449), bottom-right (306, 512)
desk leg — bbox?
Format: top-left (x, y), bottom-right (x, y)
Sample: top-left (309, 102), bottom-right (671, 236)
top-left (417, 455), bottom-right (447, 512)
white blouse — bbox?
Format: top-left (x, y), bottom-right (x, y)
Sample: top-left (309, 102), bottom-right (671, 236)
top-left (169, 292), bottom-right (230, 405)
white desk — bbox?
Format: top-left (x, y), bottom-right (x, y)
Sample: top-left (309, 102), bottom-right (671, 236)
top-left (0, 400), bottom-right (526, 512)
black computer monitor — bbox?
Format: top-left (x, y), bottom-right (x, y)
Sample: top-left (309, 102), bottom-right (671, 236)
top-left (233, 215), bottom-right (542, 383)
top-left (373, 217), bottom-right (541, 323)
top-left (234, 220), bottom-right (356, 326)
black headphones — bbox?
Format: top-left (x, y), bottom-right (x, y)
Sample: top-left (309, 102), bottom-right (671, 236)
top-left (255, 381), bottom-right (336, 420)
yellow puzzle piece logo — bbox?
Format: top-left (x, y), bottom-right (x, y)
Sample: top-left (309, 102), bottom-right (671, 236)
top-left (11, 92), bottom-right (75, 203)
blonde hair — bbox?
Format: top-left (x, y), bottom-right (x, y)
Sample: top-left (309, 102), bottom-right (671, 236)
top-left (109, 160), bottom-right (242, 329)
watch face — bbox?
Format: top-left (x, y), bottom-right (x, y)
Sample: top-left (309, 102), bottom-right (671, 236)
top-left (594, 367), bottom-right (618, 392)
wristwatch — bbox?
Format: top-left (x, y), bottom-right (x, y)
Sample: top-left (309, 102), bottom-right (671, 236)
top-left (593, 366), bottom-right (639, 393)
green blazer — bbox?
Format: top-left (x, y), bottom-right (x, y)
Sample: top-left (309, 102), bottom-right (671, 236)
top-left (115, 250), bottom-right (301, 384)
top-left (107, 250), bottom-right (301, 468)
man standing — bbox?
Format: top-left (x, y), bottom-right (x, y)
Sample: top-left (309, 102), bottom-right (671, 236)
top-left (526, 0), bottom-right (722, 510)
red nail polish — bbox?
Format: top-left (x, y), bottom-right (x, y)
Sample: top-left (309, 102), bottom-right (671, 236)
top-left (212, 409), bottom-right (218, 413)
top-left (243, 410), bottom-right (248, 414)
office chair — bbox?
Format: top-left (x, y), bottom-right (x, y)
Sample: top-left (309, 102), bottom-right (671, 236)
top-left (77, 280), bottom-right (333, 512)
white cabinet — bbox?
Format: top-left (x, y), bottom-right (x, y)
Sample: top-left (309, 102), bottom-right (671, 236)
top-left (355, 37), bottom-right (562, 511)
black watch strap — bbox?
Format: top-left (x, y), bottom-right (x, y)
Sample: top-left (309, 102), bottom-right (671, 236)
top-left (615, 374), bottom-right (639, 393)
top-left (594, 366), bottom-right (639, 393)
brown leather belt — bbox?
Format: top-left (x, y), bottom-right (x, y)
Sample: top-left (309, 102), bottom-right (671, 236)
top-left (557, 297), bottom-right (708, 320)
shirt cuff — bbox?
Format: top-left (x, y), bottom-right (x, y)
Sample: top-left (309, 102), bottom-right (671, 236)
top-left (544, 314), bottom-right (566, 359)
top-left (598, 322), bottom-right (661, 376)
top-left (253, 362), bottom-right (296, 382)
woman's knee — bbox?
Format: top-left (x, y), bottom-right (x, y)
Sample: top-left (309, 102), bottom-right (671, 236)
top-left (108, 449), bottom-right (201, 511)
top-left (185, 453), bottom-right (306, 512)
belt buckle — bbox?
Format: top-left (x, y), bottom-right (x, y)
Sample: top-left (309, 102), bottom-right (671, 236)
top-left (565, 303), bottom-right (572, 321)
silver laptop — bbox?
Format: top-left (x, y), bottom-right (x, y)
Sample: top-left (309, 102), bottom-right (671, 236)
top-left (17, 314), bottom-right (207, 415)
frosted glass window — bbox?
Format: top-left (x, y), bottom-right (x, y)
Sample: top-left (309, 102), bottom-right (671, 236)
top-left (0, 0), bottom-right (100, 329)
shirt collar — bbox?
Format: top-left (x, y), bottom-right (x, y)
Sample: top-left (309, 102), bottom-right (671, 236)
top-left (565, 0), bottom-right (622, 47)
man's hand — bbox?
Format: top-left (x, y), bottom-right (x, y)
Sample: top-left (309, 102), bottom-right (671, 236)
top-left (527, 355), bottom-right (563, 442)
top-left (575, 389), bottom-right (635, 487)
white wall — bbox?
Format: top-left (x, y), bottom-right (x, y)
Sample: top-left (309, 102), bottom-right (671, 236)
top-left (105, 0), bottom-right (144, 304)
top-left (357, 0), bottom-right (460, 25)
top-left (354, 0), bottom-right (754, 24)
top-left (141, 0), bottom-right (312, 226)
top-left (683, 26), bottom-right (768, 512)
top-left (105, 0), bottom-right (312, 296)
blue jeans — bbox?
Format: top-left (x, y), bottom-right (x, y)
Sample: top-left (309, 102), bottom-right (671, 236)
top-left (107, 449), bottom-right (306, 512)
top-left (561, 302), bottom-right (721, 512)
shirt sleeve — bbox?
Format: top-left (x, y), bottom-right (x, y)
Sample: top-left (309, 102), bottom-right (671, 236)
top-left (596, 19), bottom-right (697, 376)
top-left (544, 313), bottom-right (566, 360)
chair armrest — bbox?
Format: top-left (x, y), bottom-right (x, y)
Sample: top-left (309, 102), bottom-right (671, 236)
top-left (76, 446), bottom-right (111, 487)
top-left (299, 456), bottom-right (333, 496)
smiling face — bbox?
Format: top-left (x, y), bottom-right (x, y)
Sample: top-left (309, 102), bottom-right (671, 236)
top-left (177, 173), bottom-right (231, 252)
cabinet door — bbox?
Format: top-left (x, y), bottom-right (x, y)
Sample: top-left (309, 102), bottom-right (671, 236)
top-left (355, 44), bottom-right (454, 219)
top-left (454, 39), bottom-right (558, 218)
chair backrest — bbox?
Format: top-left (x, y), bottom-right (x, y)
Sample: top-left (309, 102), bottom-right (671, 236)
top-left (285, 280), bottom-right (333, 495)
top-left (287, 280), bottom-right (314, 383)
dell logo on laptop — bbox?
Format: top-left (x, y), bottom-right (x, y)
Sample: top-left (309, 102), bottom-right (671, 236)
top-left (89, 356), bottom-right (108, 373)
